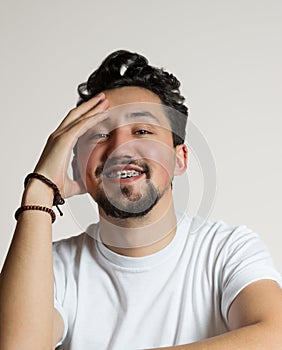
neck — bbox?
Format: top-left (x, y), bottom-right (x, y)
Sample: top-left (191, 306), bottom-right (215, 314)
top-left (98, 194), bottom-right (177, 257)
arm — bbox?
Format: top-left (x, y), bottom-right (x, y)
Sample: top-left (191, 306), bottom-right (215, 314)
top-left (0, 94), bottom-right (109, 350)
top-left (0, 180), bottom-right (55, 350)
top-left (147, 279), bottom-right (282, 349)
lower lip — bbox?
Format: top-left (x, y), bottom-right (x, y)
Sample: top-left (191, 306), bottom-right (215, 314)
top-left (103, 173), bottom-right (146, 184)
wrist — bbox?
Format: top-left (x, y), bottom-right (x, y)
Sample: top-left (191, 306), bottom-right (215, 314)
top-left (21, 179), bottom-right (54, 207)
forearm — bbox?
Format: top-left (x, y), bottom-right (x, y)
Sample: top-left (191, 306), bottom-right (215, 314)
top-left (149, 321), bottom-right (281, 350)
top-left (0, 181), bottom-right (55, 350)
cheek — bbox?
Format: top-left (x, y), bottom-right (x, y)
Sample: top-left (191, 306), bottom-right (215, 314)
top-left (139, 140), bottom-right (176, 178)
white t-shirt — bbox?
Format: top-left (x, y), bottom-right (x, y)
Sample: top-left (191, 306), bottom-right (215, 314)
top-left (53, 213), bottom-right (282, 349)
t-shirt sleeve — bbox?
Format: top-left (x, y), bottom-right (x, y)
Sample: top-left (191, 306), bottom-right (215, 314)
top-left (54, 284), bottom-right (68, 347)
top-left (53, 242), bottom-right (69, 347)
top-left (220, 224), bottom-right (282, 323)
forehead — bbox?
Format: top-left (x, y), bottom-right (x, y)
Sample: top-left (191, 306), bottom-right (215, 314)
top-left (103, 86), bottom-right (162, 106)
top-left (101, 86), bottom-right (171, 129)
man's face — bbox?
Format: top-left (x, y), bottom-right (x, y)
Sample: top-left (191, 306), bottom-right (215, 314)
top-left (75, 86), bottom-right (187, 219)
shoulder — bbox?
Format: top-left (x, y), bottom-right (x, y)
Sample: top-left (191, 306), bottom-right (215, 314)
top-left (179, 213), bottom-right (281, 277)
top-left (52, 223), bottom-right (99, 261)
top-left (179, 212), bottom-right (259, 248)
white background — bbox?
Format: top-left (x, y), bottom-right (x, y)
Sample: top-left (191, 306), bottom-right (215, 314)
top-left (1, 0), bottom-right (281, 272)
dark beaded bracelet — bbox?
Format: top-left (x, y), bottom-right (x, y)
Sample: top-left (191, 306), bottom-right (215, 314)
top-left (15, 205), bottom-right (56, 223)
top-left (24, 173), bottom-right (65, 216)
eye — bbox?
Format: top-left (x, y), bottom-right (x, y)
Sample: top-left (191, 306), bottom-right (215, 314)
top-left (89, 133), bottom-right (109, 143)
top-left (134, 129), bottom-right (152, 135)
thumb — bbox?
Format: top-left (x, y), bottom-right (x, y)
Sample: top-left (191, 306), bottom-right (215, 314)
top-left (65, 178), bottom-right (87, 198)
top-left (64, 156), bottom-right (87, 198)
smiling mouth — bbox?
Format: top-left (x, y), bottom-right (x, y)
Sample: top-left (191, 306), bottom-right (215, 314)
top-left (106, 170), bottom-right (145, 179)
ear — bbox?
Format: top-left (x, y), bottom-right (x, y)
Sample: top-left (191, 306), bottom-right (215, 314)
top-left (174, 144), bottom-right (188, 176)
top-left (71, 156), bottom-right (87, 194)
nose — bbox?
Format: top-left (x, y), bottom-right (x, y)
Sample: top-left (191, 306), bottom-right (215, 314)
top-left (104, 127), bottom-right (137, 161)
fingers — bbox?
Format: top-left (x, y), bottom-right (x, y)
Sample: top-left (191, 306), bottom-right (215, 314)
top-left (53, 99), bottom-right (109, 142)
top-left (33, 93), bottom-right (110, 198)
top-left (54, 96), bottom-right (110, 140)
top-left (57, 93), bottom-right (108, 130)
top-left (55, 100), bottom-right (110, 146)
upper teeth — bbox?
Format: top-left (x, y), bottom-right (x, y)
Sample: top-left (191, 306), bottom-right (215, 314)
top-left (108, 170), bottom-right (142, 179)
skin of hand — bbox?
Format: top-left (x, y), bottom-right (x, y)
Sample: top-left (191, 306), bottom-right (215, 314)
top-left (33, 92), bottom-right (110, 198)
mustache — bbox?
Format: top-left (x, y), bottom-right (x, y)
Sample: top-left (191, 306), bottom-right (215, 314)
top-left (95, 158), bottom-right (150, 178)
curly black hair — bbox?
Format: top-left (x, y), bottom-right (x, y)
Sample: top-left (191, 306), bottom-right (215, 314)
top-left (77, 50), bottom-right (188, 146)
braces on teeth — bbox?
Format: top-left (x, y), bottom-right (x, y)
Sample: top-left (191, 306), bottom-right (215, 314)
top-left (108, 170), bottom-right (142, 178)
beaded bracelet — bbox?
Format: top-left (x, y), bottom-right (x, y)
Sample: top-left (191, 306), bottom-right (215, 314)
top-left (15, 205), bottom-right (56, 223)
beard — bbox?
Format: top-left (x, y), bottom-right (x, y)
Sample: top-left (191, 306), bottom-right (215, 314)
top-left (94, 180), bottom-right (162, 219)
top-left (91, 158), bottom-right (171, 219)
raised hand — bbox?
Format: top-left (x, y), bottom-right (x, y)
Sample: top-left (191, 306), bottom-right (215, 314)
top-left (33, 93), bottom-right (109, 198)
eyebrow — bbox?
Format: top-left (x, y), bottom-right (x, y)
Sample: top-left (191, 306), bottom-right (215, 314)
top-left (126, 111), bottom-right (162, 125)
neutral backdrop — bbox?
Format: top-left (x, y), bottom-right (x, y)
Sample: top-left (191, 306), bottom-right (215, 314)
top-left (1, 0), bottom-right (281, 272)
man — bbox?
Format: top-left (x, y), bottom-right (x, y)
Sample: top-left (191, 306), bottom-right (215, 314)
top-left (0, 50), bottom-right (281, 350)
